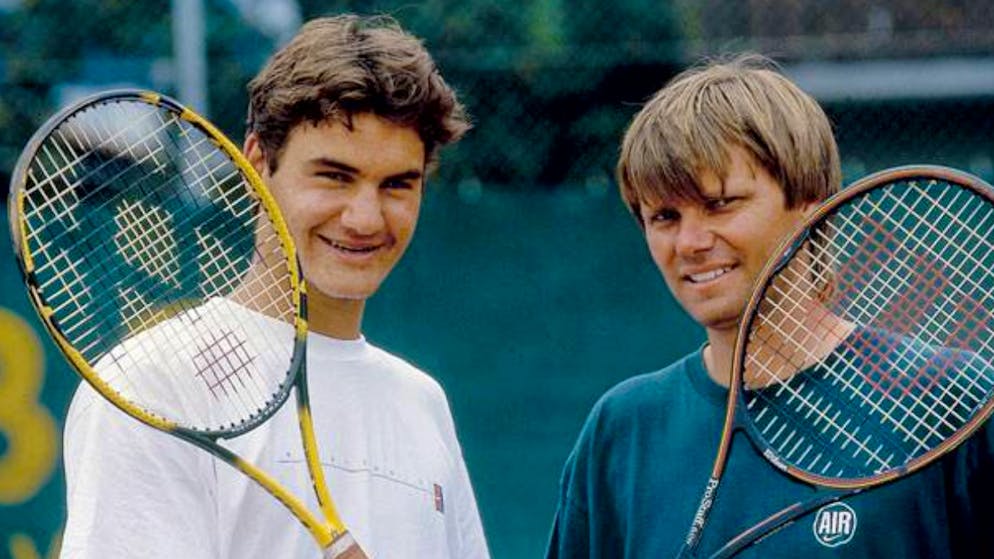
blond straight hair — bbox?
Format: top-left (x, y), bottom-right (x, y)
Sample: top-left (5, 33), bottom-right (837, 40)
top-left (618, 54), bottom-right (841, 224)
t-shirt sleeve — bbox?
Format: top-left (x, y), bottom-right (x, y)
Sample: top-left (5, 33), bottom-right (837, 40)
top-left (59, 382), bottom-right (220, 559)
top-left (428, 381), bottom-right (491, 559)
top-left (446, 436), bottom-right (490, 559)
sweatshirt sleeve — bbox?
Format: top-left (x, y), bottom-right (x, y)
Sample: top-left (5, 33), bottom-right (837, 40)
top-left (945, 417), bottom-right (994, 559)
top-left (546, 447), bottom-right (592, 559)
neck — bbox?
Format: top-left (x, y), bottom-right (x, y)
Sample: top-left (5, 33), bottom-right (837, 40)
top-left (703, 327), bottom-right (738, 387)
top-left (704, 304), bottom-right (856, 390)
top-left (306, 290), bottom-right (365, 340)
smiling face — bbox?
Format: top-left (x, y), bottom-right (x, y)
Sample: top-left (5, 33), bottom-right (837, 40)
top-left (640, 146), bottom-right (813, 336)
top-left (245, 112), bottom-right (425, 311)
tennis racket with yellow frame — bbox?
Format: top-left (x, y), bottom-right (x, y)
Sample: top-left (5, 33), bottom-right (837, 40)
top-left (9, 90), bottom-right (365, 559)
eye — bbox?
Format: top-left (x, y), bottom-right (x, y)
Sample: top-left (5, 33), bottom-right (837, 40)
top-left (648, 208), bottom-right (680, 225)
top-left (317, 170), bottom-right (351, 183)
top-left (705, 197), bottom-right (737, 212)
top-left (383, 178), bottom-right (415, 190)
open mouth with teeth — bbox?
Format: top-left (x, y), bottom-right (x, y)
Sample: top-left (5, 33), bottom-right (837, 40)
top-left (331, 242), bottom-right (378, 253)
top-left (321, 235), bottom-right (382, 254)
top-left (686, 266), bottom-right (734, 283)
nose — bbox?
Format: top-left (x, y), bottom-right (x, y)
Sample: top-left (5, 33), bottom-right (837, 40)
top-left (340, 185), bottom-right (385, 235)
top-left (674, 212), bottom-right (715, 256)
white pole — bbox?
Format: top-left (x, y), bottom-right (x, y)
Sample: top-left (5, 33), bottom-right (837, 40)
top-left (171, 0), bottom-right (208, 116)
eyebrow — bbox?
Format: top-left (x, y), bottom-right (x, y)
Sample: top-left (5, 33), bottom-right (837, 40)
top-left (310, 157), bottom-right (360, 174)
top-left (310, 157), bottom-right (423, 182)
top-left (387, 170), bottom-right (424, 182)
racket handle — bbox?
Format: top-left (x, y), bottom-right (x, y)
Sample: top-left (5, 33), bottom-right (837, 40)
top-left (323, 531), bottom-right (368, 559)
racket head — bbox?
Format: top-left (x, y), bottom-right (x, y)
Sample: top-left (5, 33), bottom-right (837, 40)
top-left (9, 89), bottom-right (307, 439)
top-left (733, 165), bottom-right (994, 489)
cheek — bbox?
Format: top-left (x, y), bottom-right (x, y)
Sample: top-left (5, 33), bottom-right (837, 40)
top-left (760, 218), bottom-right (805, 257)
top-left (264, 174), bottom-right (298, 217)
top-left (388, 198), bottom-right (422, 239)
top-left (269, 181), bottom-right (326, 232)
top-left (645, 234), bottom-right (673, 273)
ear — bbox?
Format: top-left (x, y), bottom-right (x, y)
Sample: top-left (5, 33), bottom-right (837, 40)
top-left (243, 133), bottom-right (268, 177)
top-left (795, 199), bottom-right (819, 219)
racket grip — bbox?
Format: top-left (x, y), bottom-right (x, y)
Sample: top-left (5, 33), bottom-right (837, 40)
top-left (323, 531), bottom-right (368, 559)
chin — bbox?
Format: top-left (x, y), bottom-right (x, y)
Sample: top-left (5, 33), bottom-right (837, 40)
top-left (318, 288), bottom-right (375, 301)
top-left (703, 316), bottom-right (742, 332)
top-left (306, 281), bottom-right (380, 302)
top-left (691, 306), bottom-right (743, 332)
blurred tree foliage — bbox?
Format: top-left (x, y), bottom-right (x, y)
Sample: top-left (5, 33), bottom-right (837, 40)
top-left (0, 0), bottom-right (681, 192)
top-left (355, 0), bottom-right (684, 188)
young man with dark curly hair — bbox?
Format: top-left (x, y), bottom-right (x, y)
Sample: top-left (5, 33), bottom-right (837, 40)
top-left (61, 15), bottom-right (489, 559)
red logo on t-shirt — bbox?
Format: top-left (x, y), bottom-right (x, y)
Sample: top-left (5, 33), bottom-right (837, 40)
top-left (433, 483), bottom-right (445, 514)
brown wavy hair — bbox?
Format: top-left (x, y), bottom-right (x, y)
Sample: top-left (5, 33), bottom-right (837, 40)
top-left (247, 14), bottom-right (470, 172)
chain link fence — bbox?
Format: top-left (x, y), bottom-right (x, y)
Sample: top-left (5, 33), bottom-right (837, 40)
top-left (2, 1), bottom-right (991, 195)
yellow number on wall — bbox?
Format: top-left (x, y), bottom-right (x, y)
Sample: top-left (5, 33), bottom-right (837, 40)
top-left (0, 308), bottom-right (58, 504)
top-left (9, 529), bottom-right (62, 559)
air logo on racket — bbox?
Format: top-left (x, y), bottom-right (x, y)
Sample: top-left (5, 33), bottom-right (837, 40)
top-left (812, 502), bottom-right (857, 548)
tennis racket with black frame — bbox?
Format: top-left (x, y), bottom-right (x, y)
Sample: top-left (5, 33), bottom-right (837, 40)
top-left (9, 90), bottom-right (366, 559)
top-left (677, 165), bottom-right (994, 558)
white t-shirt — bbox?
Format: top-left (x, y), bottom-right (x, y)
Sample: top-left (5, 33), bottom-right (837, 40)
top-left (59, 309), bottom-right (489, 559)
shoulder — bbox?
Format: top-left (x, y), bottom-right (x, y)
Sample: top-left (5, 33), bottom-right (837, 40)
top-left (565, 350), bottom-right (705, 463)
top-left (64, 380), bottom-right (202, 461)
top-left (352, 342), bottom-right (456, 427)
top-left (65, 379), bottom-right (134, 439)
top-left (355, 343), bottom-right (470, 457)
top-left (364, 342), bottom-right (447, 398)
top-left (591, 351), bottom-right (701, 423)
top-left (555, 352), bottom-right (704, 513)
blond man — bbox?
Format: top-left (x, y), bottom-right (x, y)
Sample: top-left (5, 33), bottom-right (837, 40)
top-left (547, 54), bottom-right (992, 558)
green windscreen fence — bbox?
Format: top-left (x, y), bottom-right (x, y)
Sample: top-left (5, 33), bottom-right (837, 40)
top-left (0, 189), bottom-right (702, 559)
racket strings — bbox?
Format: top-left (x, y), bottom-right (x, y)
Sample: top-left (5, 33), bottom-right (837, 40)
top-left (29, 111), bottom-right (250, 282)
top-left (815, 218), bottom-right (992, 409)
top-left (26, 104), bottom-right (197, 251)
top-left (746, 314), bottom-right (910, 473)
top-left (770, 227), bottom-right (992, 435)
top-left (833, 185), bottom-right (994, 367)
top-left (847, 185), bottom-right (994, 333)
top-left (108, 217), bottom-right (290, 425)
top-left (33, 143), bottom-right (277, 355)
top-left (747, 286), bottom-right (918, 475)
top-left (27, 105), bottom-right (277, 317)
top-left (750, 294), bottom-right (965, 471)
top-left (812, 183), bottom-right (993, 376)
top-left (24, 102), bottom-right (169, 222)
top-left (43, 202), bottom-right (283, 342)
top-left (768, 236), bottom-right (984, 438)
top-left (750, 294), bottom-right (971, 475)
top-left (743, 178), bottom-right (994, 480)
top-left (21, 98), bottom-right (298, 431)
top-left (27, 109), bottom-right (288, 329)
top-left (829, 189), bottom-right (988, 322)
top-left (26, 119), bottom-right (188, 290)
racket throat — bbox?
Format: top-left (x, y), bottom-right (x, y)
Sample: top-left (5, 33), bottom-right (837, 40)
top-left (323, 531), bottom-right (363, 559)
top-left (685, 476), bottom-right (721, 550)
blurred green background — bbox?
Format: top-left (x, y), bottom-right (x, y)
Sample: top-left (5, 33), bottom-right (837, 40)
top-left (1, 1), bottom-right (992, 558)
